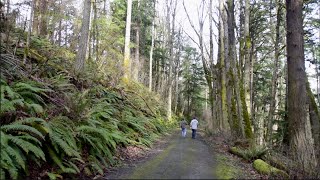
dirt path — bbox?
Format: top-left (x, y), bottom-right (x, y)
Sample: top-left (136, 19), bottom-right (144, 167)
top-left (106, 130), bottom-right (217, 179)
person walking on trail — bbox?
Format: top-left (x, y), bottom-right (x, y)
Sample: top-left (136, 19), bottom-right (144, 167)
top-left (180, 119), bottom-right (187, 137)
top-left (190, 117), bottom-right (199, 139)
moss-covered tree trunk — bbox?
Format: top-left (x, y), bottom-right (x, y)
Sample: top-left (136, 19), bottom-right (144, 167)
top-left (243, 0), bottom-right (251, 115)
top-left (307, 82), bottom-right (320, 168)
top-left (286, 0), bottom-right (317, 169)
top-left (219, 0), bottom-right (229, 131)
top-left (227, 0), bottom-right (244, 138)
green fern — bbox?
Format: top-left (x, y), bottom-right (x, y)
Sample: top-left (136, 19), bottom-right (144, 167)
top-left (7, 135), bottom-right (45, 160)
top-left (1, 124), bottom-right (45, 139)
top-left (48, 117), bottom-right (79, 158)
top-left (0, 122), bottom-right (46, 180)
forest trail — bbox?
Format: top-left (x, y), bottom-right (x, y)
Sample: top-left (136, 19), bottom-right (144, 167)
top-left (105, 130), bottom-right (217, 179)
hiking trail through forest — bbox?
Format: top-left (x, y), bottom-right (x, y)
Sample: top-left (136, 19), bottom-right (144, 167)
top-left (106, 129), bottom-right (217, 179)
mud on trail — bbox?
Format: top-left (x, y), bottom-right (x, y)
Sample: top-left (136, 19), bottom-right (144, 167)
top-left (105, 130), bottom-right (218, 179)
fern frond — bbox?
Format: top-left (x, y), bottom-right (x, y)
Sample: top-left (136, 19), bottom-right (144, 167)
top-left (47, 146), bottom-right (68, 174)
top-left (7, 163), bottom-right (18, 180)
top-left (0, 168), bottom-right (5, 180)
top-left (48, 132), bottom-right (79, 158)
top-left (19, 135), bottom-right (42, 145)
top-left (48, 118), bottom-right (79, 157)
top-left (5, 146), bottom-right (26, 170)
top-left (0, 146), bottom-right (14, 168)
top-left (13, 82), bottom-right (52, 93)
top-left (25, 103), bottom-right (44, 114)
top-left (15, 117), bottom-right (47, 125)
top-left (0, 98), bottom-right (16, 113)
top-left (47, 172), bottom-right (63, 180)
top-left (88, 155), bottom-right (104, 175)
top-left (7, 135), bottom-right (45, 161)
top-left (1, 124), bottom-right (45, 139)
top-left (4, 85), bottom-right (20, 99)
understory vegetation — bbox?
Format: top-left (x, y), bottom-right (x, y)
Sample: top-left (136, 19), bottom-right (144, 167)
top-left (0, 34), bottom-right (175, 179)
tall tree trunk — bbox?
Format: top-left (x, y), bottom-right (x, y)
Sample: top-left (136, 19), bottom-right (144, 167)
top-left (94, 1), bottom-right (99, 62)
top-left (58, 19), bottom-right (62, 46)
top-left (228, 0), bottom-right (244, 138)
top-left (32, 0), bottom-right (39, 35)
top-left (166, 0), bottom-right (177, 119)
top-left (73, 0), bottom-right (92, 74)
top-left (267, 0), bottom-right (282, 145)
top-left (123, 0), bottom-right (133, 78)
top-left (39, 0), bottom-right (48, 37)
top-left (174, 28), bottom-right (182, 114)
top-left (243, 0), bottom-right (251, 115)
top-left (24, 0), bottom-right (34, 64)
top-left (133, 0), bottom-right (140, 81)
top-left (149, 7), bottom-right (155, 91)
top-left (286, 0), bottom-right (317, 169)
top-left (307, 82), bottom-right (320, 168)
top-left (219, 0), bottom-right (229, 131)
top-left (209, 0), bottom-right (217, 130)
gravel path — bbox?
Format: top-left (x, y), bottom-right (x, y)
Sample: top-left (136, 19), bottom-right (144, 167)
top-left (106, 130), bottom-right (217, 179)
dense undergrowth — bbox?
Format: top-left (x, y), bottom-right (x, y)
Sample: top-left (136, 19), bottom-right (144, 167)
top-left (0, 33), bottom-right (176, 179)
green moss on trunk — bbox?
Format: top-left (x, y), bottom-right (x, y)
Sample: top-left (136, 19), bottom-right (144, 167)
top-left (253, 159), bottom-right (289, 178)
top-left (239, 81), bottom-right (253, 139)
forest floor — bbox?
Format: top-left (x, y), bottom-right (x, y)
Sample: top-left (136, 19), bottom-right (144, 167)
top-left (102, 129), bottom-right (266, 179)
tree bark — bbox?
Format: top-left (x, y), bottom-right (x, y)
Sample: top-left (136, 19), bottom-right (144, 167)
top-left (32, 0), bottom-right (39, 35)
top-left (243, 0), bottom-right (251, 115)
top-left (39, 0), bottom-right (48, 37)
top-left (267, 0), bottom-right (282, 145)
top-left (149, 5), bottom-right (155, 91)
top-left (219, 0), bottom-right (229, 131)
top-left (286, 0), bottom-right (317, 169)
top-left (123, 0), bottom-right (133, 78)
top-left (209, 0), bottom-right (217, 130)
top-left (133, 0), bottom-right (140, 81)
top-left (227, 0), bottom-right (245, 138)
top-left (24, 0), bottom-right (34, 63)
top-left (307, 82), bottom-right (320, 167)
top-left (74, 0), bottom-right (92, 74)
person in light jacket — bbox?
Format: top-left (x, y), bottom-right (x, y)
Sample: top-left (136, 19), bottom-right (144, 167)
top-left (190, 117), bottom-right (199, 139)
top-left (180, 119), bottom-right (187, 137)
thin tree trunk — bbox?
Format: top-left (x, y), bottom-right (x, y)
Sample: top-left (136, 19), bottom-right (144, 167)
top-left (307, 82), bottom-right (320, 168)
top-left (267, 0), bottom-right (282, 145)
top-left (286, 0), bottom-right (317, 169)
top-left (209, 0), bottom-right (216, 130)
top-left (243, 0), bottom-right (251, 115)
top-left (23, 0), bottom-right (34, 64)
top-left (149, 10), bottom-right (155, 91)
top-left (123, 0), bottom-right (133, 78)
top-left (73, 0), bottom-right (92, 74)
top-left (133, 0), bottom-right (140, 81)
top-left (58, 19), bottom-right (62, 46)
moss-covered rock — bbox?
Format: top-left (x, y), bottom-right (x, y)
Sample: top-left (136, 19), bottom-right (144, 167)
top-left (253, 159), bottom-right (289, 178)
